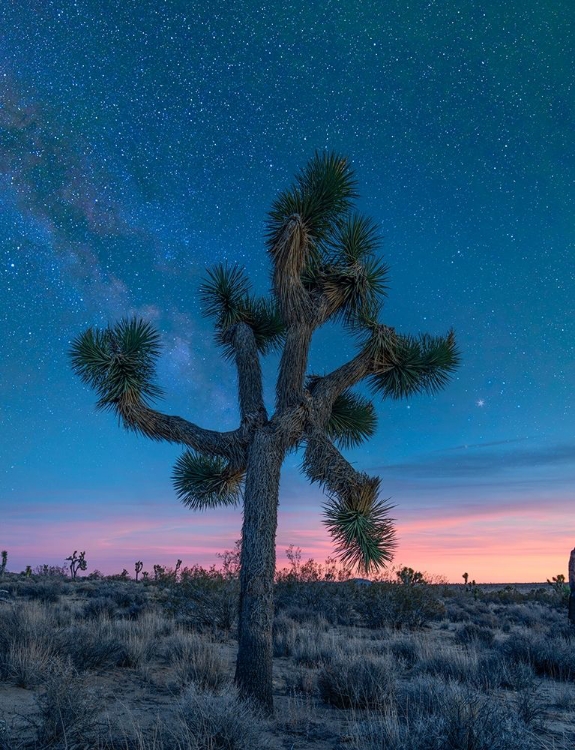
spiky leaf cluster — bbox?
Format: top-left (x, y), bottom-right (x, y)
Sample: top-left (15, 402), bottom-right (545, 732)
top-left (323, 481), bottom-right (396, 572)
top-left (266, 152), bottom-right (357, 252)
top-left (172, 450), bottom-right (244, 510)
top-left (317, 214), bottom-right (389, 322)
top-left (326, 390), bottom-right (377, 449)
top-left (69, 318), bottom-right (162, 410)
top-left (370, 330), bottom-right (460, 399)
top-left (267, 155), bottom-right (388, 326)
top-left (200, 264), bottom-right (284, 356)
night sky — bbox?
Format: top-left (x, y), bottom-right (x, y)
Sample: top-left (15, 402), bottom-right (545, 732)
top-left (1, 1), bottom-right (573, 582)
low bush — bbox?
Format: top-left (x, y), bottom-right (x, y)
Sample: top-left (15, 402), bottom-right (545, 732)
top-left (500, 631), bottom-right (575, 681)
top-left (56, 624), bottom-right (131, 670)
top-left (291, 631), bottom-right (334, 668)
top-left (171, 688), bottom-right (272, 749)
top-left (454, 623), bottom-right (495, 647)
top-left (415, 645), bottom-right (477, 684)
top-left (162, 633), bottom-right (227, 692)
top-left (358, 583), bottom-right (445, 629)
top-left (388, 635), bottom-right (421, 668)
top-left (318, 654), bottom-right (396, 709)
top-left (272, 614), bottom-right (299, 657)
top-left (81, 596), bottom-right (118, 620)
top-left (349, 677), bottom-right (539, 750)
top-left (28, 660), bottom-right (102, 748)
top-left (162, 574), bottom-right (239, 633)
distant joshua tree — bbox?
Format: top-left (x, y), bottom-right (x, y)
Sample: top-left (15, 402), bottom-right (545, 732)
top-left (397, 566), bottom-right (426, 586)
top-left (135, 561), bottom-right (143, 581)
top-left (65, 550), bottom-right (87, 580)
top-left (462, 572), bottom-right (469, 587)
top-left (70, 152), bottom-right (459, 711)
top-left (0, 551), bottom-right (7, 578)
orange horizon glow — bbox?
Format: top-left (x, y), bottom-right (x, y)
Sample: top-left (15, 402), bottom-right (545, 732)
top-left (3, 496), bottom-right (572, 584)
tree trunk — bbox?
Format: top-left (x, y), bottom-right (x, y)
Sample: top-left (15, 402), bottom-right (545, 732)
top-left (235, 425), bottom-right (283, 713)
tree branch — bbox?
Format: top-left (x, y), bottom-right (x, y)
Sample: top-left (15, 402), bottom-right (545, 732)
top-left (276, 323), bottom-right (314, 410)
top-left (303, 429), bottom-right (396, 572)
top-left (303, 429), bottom-right (369, 499)
top-left (228, 322), bottom-right (268, 425)
top-left (115, 393), bottom-right (245, 462)
top-left (308, 350), bottom-right (372, 427)
top-left (271, 216), bottom-right (313, 326)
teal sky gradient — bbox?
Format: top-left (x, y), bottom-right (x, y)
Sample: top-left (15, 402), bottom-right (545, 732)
top-left (1, 0), bottom-right (573, 582)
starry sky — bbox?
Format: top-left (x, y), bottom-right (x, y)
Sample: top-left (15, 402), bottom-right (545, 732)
top-left (1, 0), bottom-right (573, 582)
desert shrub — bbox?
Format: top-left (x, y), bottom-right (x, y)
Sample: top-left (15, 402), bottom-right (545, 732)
top-left (110, 586), bottom-right (150, 610)
top-left (4, 640), bottom-right (54, 688)
top-left (56, 623), bottom-right (131, 670)
top-left (162, 574), bottom-right (238, 633)
top-left (500, 631), bottom-right (575, 681)
top-left (358, 583), bottom-right (445, 629)
top-left (15, 580), bottom-right (62, 603)
top-left (445, 602), bottom-right (473, 623)
top-left (283, 666), bottom-right (318, 696)
top-left (81, 596), bottom-right (119, 620)
top-left (454, 623), bottom-right (495, 647)
top-left (0, 602), bottom-right (57, 679)
top-left (318, 654), bottom-right (396, 709)
top-left (292, 631), bottom-right (334, 668)
top-left (274, 581), bottom-right (359, 626)
top-left (554, 684), bottom-right (575, 709)
top-left (136, 610), bottom-right (175, 640)
top-left (471, 651), bottom-right (508, 691)
top-left (416, 651), bottom-right (476, 684)
top-left (169, 688), bottom-right (271, 749)
top-left (352, 676), bottom-right (539, 750)
top-left (514, 683), bottom-right (545, 730)
top-left (28, 659), bottom-right (102, 748)
top-left (388, 635), bottom-right (421, 669)
top-left (162, 633), bottom-right (227, 692)
top-left (272, 614), bottom-right (299, 657)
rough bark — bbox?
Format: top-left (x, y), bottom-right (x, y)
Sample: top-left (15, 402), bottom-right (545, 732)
top-left (116, 394), bottom-right (244, 460)
top-left (303, 429), bottom-right (377, 502)
top-left (230, 322), bottom-right (267, 425)
top-left (276, 325), bottom-right (313, 409)
top-left (309, 350), bottom-right (371, 426)
top-left (235, 425), bottom-right (284, 713)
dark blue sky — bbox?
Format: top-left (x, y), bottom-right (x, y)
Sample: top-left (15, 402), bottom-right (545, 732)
top-left (1, 0), bottom-right (573, 581)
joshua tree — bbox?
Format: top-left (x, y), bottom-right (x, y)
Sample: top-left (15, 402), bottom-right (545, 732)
top-left (0, 551), bottom-right (7, 578)
top-left (462, 571), bottom-right (469, 587)
top-left (397, 566), bottom-right (426, 586)
top-left (65, 550), bottom-right (87, 580)
top-left (135, 560), bottom-right (143, 581)
top-left (70, 153), bottom-right (459, 711)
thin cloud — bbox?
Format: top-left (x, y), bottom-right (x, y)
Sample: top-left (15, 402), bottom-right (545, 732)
top-left (371, 441), bottom-right (575, 481)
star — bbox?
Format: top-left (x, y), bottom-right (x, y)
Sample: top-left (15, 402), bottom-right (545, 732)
top-left (476, 399), bottom-right (485, 407)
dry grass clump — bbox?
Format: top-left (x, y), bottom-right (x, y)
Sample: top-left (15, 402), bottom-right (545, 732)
top-left (98, 689), bottom-right (272, 750)
top-left (499, 628), bottom-right (575, 681)
top-left (348, 677), bottom-right (540, 750)
top-left (318, 653), bottom-right (397, 709)
top-left (291, 631), bottom-right (335, 668)
top-left (161, 632), bottom-right (227, 692)
top-left (27, 659), bottom-right (103, 748)
top-left (272, 614), bottom-right (299, 657)
top-left (454, 622), bottom-right (496, 647)
top-left (387, 634), bottom-right (421, 668)
top-left (358, 582), bottom-right (446, 629)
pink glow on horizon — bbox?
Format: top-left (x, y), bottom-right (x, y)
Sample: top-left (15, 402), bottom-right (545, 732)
top-left (3, 495), bottom-right (572, 583)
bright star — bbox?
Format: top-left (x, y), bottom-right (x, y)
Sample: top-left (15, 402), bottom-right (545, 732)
top-left (476, 399), bottom-right (485, 407)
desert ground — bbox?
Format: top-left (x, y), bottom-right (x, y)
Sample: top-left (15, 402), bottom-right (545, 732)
top-left (0, 565), bottom-right (573, 749)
